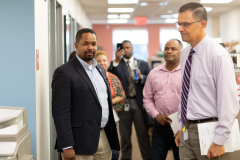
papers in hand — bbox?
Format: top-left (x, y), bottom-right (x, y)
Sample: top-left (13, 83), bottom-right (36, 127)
top-left (198, 119), bottom-right (240, 155)
top-left (168, 112), bottom-right (179, 134)
top-left (113, 109), bottom-right (120, 122)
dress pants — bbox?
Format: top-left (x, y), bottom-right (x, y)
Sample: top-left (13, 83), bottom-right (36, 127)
top-left (118, 98), bottom-right (151, 160)
top-left (179, 120), bottom-right (231, 160)
top-left (151, 120), bottom-right (179, 160)
top-left (61, 129), bottom-right (112, 160)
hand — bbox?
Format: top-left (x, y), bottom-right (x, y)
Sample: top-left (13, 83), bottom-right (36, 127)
top-left (112, 98), bottom-right (116, 105)
top-left (207, 143), bottom-right (225, 159)
top-left (63, 148), bottom-right (76, 160)
top-left (132, 69), bottom-right (142, 80)
top-left (155, 114), bottom-right (172, 126)
top-left (114, 47), bottom-right (125, 63)
top-left (175, 131), bottom-right (181, 147)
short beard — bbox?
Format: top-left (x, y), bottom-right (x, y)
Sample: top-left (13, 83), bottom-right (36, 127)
top-left (84, 51), bottom-right (95, 61)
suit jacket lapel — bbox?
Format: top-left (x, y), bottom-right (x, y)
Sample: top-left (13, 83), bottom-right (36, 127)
top-left (73, 57), bottom-right (100, 104)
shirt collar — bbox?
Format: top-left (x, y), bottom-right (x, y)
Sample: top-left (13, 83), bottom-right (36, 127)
top-left (158, 62), bottom-right (181, 72)
top-left (123, 55), bottom-right (134, 64)
top-left (75, 55), bottom-right (98, 70)
top-left (192, 34), bottom-right (210, 55)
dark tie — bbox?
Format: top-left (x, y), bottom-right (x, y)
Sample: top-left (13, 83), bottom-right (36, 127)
top-left (181, 49), bottom-right (195, 127)
top-left (126, 61), bottom-right (136, 97)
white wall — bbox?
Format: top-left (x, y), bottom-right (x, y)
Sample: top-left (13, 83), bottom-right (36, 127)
top-left (61, 0), bottom-right (92, 28)
top-left (212, 17), bottom-right (220, 38)
top-left (35, 0), bottom-right (92, 159)
top-left (220, 7), bottom-right (240, 43)
top-left (206, 17), bottom-right (212, 37)
top-left (35, 1), bottom-right (51, 160)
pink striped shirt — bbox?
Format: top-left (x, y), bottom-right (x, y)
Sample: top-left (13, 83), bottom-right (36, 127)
top-left (143, 63), bottom-right (181, 118)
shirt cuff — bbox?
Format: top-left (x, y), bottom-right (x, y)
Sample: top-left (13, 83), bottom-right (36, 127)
top-left (62, 146), bottom-right (73, 150)
top-left (154, 114), bottom-right (158, 119)
top-left (178, 121), bottom-right (183, 131)
top-left (213, 135), bottom-right (227, 146)
top-left (113, 61), bottom-right (119, 67)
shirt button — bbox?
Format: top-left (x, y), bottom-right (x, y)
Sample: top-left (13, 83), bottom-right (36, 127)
top-left (168, 81), bottom-right (170, 83)
top-left (167, 90), bottom-right (169, 93)
top-left (166, 100), bottom-right (167, 102)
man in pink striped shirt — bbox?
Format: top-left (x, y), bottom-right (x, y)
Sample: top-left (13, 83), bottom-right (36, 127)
top-left (143, 39), bottom-right (182, 160)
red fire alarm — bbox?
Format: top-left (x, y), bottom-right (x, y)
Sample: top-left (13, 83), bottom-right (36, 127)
top-left (135, 17), bottom-right (147, 25)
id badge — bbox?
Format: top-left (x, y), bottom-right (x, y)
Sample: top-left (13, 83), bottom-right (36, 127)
top-left (124, 103), bottom-right (130, 111)
top-left (183, 129), bottom-right (188, 141)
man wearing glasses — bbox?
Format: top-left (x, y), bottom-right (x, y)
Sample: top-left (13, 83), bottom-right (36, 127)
top-left (174, 2), bottom-right (239, 160)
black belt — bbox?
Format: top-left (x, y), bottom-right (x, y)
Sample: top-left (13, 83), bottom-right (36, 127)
top-left (127, 96), bottom-right (136, 99)
top-left (187, 118), bottom-right (218, 124)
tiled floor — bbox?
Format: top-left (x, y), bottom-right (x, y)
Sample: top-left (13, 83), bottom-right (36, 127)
top-left (117, 122), bottom-right (175, 160)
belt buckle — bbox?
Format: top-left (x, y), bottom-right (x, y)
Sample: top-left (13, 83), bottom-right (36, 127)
top-left (198, 120), bottom-right (201, 123)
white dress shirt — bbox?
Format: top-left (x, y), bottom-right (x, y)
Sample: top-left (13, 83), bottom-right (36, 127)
top-left (113, 56), bottom-right (144, 81)
top-left (113, 56), bottom-right (135, 69)
top-left (177, 35), bottom-right (239, 145)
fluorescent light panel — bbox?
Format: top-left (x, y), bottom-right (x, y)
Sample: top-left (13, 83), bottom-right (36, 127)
top-left (108, 14), bottom-right (118, 19)
top-left (200, 0), bottom-right (232, 3)
top-left (108, 8), bottom-right (134, 13)
top-left (140, 2), bottom-right (148, 6)
top-left (165, 19), bottom-right (178, 23)
top-left (160, 14), bottom-right (178, 19)
top-left (159, 2), bottom-right (169, 6)
top-left (108, 0), bottom-right (138, 4)
top-left (205, 7), bottom-right (212, 12)
top-left (119, 14), bottom-right (130, 18)
top-left (160, 15), bottom-right (172, 18)
top-left (108, 19), bottom-right (128, 24)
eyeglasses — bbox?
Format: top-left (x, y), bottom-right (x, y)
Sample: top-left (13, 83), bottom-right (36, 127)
top-left (175, 20), bottom-right (202, 28)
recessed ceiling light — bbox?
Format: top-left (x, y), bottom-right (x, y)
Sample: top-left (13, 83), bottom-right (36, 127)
top-left (119, 14), bottom-right (131, 19)
top-left (140, 2), bottom-right (148, 6)
top-left (165, 19), bottom-right (178, 23)
top-left (108, 0), bottom-right (138, 4)
top-left (168, 10), bottom-right (172, 13)
top-left (159, 2), bottom-right (169, 6)
top-left (160, 15), bottom-right (172, 18)
top-left (205, 7), bottom-right (212, 12)
top-left (108, 19), bottom-right (128, 24)
top-left (108, 8), bottom-right (134, 13)
top-left (108, 14), bottom-right (119, 19)
top-left (200, 0), bottom-right (232, 3)
top-left (172, 14), bottom-right (178, 18)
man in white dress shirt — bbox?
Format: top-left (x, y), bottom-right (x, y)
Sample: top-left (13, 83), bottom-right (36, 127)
top-left (174, 2), bottom-right (239, 160)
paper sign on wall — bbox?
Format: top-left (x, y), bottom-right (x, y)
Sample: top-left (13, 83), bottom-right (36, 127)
top-left (237, 76), bottom-right (240, 103)
top-left (36, 49), bottom-right (39, 70)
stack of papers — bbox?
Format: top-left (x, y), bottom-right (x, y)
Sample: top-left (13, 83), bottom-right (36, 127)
top-left (198, 119), bottom-right (240, 155)
top-left (168, 112), bottom-right (179, 134)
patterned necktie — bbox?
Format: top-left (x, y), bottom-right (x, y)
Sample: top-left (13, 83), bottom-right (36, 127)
top-left (181, 49), bottom-right (195, 127)
top-left (126, 61), bottom-right (136, 97)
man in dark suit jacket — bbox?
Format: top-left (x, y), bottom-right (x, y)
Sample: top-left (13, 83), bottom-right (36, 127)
top-left (52, 28), bottom-right (120, 160)
top-left (108, 40), bottom-right (151, 160)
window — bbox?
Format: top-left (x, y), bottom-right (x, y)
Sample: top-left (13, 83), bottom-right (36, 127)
top-left (112, 29), bottom-right (149, 61)
top-left (159, 28), bottom-right (188, 51)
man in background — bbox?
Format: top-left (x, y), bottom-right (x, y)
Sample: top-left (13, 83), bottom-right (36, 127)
top-left (143, 39), bottom-right (182, 160)
top-left (108, 40), bottom-right (151, 160)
